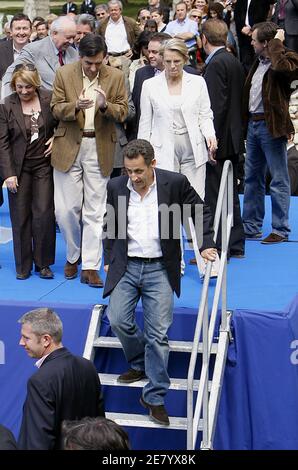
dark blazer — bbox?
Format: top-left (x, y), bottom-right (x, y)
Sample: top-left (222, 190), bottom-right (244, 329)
top-left (18, 347), bottom-right (104, 450)
top-left (0, 40), bottom-right (13, 80)
top-left (0, 182), bottom-right (3, 206)
top-left (131, 64), bottom-right (199, 138)
top-left (80, 0), bottom-right (96, 14)
top-left (103, 169), bottom-right (215, 298)
top-left (203, 48), bottom-right (245, 160)
top-left (242, 39), bottom-right (298, 138)
top-left (0, 425), bottom-right (18, 450)
top-left (62, 2), bottom-right (78, 14)
top-left (0, 88), bottom-right (57, 181)
top-left (273, 0), bottom-right (298, 35)
top-left (234, 0), bottom-right (274, 33)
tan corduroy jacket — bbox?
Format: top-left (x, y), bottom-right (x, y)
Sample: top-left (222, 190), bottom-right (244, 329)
top-left (50, 61), bottom-right (128, 177)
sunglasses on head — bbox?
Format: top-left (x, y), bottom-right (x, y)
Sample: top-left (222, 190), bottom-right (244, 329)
top-left (14, 63), bottom-right (37, 72)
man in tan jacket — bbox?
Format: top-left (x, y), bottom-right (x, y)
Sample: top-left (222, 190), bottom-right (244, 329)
top-left (51, 34), bottom-right (128, 287)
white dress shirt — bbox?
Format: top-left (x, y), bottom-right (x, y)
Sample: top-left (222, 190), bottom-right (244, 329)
top-left (105, 17), bottom-right (130, 53)
top-left (127, 171), bottom-right (162, 258)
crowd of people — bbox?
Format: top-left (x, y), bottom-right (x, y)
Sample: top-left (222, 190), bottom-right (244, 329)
top-left (0, 0), bottom-right (298, 448)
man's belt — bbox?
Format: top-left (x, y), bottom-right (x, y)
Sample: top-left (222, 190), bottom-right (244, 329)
top-left (109, 50), bottom-right (130, 57)
top-left (249, 113), bottom-right (265, 121)
top-left (82, 130), bottom-right (96, 138)
top-left (128, 256), bottom-right (163, 264)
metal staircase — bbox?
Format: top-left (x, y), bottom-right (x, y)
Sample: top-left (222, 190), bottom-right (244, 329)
top-left (83, 161), bottom-right (234, 449)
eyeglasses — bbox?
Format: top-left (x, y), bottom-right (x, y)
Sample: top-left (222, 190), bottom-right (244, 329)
top-left (14, 63), bottom-right (36, 72)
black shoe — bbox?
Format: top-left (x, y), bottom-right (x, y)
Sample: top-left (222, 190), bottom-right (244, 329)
top-left (229, 251), bottom-right (245, 259)
top-left (140, 396), bottom-right (170, 426)
top-left (245, 232), bottom-right (262, 240)
top-left (39, 267), bottom-right (54, 279)
top-left (16, 272), bottom-right (31, 280)
top-left (117, 368), bottom-right (146, 383)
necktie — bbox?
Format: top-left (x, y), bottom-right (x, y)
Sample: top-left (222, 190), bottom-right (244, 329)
top-left (58, 50), bottom-right (64, 66)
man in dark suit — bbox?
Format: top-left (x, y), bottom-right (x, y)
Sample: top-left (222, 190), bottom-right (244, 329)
top-left (0, 425), bottom-right (17, 450)
top-left (18, 308), bottom-right (104, 450)
top-left (0, 13), bottom-right (31, 81)
top-left (103, 139), bottom-right (217, 425)
top-left (80, 0), bottom-right (97, 15)
top-left (131, 32), bottom-right (198, 138)
top-left (273, 0), bottom-right (298, 52)
top-left (62, 2), bottom-right (78, 14)
top-left (202, 19), bottom-right (245, 258)
top-left (234, 0), bottom-right (275, 73)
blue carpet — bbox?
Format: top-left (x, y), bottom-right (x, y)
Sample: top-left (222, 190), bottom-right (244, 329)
top-left (1, 187), bottom-right (298, 311)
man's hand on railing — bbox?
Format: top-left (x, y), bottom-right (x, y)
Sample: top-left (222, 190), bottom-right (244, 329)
top-left (201, 248), bottom-right (217, 262)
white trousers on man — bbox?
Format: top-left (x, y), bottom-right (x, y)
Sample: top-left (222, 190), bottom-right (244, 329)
top-left (54, 138), bottom-right (109, 270)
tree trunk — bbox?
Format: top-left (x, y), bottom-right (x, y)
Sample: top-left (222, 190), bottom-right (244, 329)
top-left (23, 0), bottom-right (50, 20)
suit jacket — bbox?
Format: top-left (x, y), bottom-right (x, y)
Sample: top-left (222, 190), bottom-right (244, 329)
top-left (0, 40), bottom-right (13, 80)
top-left (2, 36), bottom-right (78, 97)
top-left (103, 169), bottom-right (216, 298)
top-left (97, 16), bottom-right (140, 50)
top-left (273, 0), bottom-right (298, 35)
top-left (131, 64), bottom-right (199, 138)
top-left (80, 0), bottom-right (96, 14)
top-left (0, 88), bottom-right (57, 181)
top-left (0, 425), bottom-right (18, 450)
top-left (51, 62), bottom-right (128, 177)
top-left (18, 347), bottom-right (104, 450)
top-left (138, 70), bottom-right (215, 170)
top-left (203, 48), bottom-right (245, 160)
top-left (234, 0), bottom-right (275, 32)
top-left (62, 2), bottom-right (78, 14)
top-left (243, 39), bottom-right (298, 138)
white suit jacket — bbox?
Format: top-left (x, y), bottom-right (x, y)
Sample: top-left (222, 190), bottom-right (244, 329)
top-left (138, 70), bottom-right (215, 170)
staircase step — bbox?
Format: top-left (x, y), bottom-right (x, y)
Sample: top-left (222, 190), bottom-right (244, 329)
top-left (106, 412), bottom-right (203, 430)
top-left (94, 336), bottom-right (218, 354)
top-left (99, 373), bottom-right (212, 391)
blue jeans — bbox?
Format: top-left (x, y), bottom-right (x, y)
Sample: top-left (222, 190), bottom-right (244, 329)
top-left (243, 120), bottom-right (290, 237)
top-left (107, 259), bottom-right (174, 405)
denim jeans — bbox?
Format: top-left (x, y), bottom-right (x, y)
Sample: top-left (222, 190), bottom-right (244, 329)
top-left (107, 259), bottom-right (174, 405)
top-left (243, 120), bottom-right (290, 237)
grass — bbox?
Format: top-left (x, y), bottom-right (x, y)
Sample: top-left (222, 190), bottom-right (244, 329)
top-left (0, 1), bottom-right (148, 17)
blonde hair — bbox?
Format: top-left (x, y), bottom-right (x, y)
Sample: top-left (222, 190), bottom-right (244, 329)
top-left (10, 64), bottom-right (41, 91)
top-left (160, 38), bottom-right (189, 63)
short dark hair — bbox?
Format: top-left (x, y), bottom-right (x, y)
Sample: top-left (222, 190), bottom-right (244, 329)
top-left (252, 21), bottom-right (278, 43)
top-left (202, 19), bottom-right (228, 46)
top-left (149, 32), bottom-right (171, 44)
top-left (62, 417), bottom-right (130, 450)
top-left (79, 33), bottom-right (107, 57)
top-left (124, 139), bottom-right (155, 166)
top-left (10, 13), bottom-right (32, 29)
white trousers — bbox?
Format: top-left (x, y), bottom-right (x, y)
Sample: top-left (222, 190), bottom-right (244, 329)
top-left (54, 138), bottom-right (109, 270)
top-left (172, 133), bottom-right (220, 277)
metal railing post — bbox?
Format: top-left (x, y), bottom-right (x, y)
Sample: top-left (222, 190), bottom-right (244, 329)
top-left (187, 161), bottom-right (234, 449)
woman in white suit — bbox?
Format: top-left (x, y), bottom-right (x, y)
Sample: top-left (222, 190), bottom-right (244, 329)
top-left (138, 38), bottom-right (216, 200)
top-left (138, 38), bottom-right (219, 276)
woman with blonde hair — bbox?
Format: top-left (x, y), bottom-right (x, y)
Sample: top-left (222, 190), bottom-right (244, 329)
top-left (138, 38), bottom-right (219, 276)
top-left (0, 64), bottom-right (56, 279)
